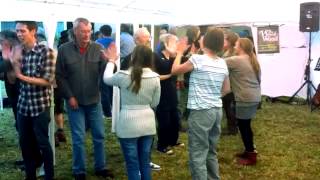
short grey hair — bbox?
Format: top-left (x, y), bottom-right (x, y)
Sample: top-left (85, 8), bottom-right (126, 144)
top-left (159, 33), bottom-right (177, 45)
top-left (134, 27), bottom-right (150, 40)
top-left (73, 17), bottom-right (91, 30)
top-left (158, 33), bottom-right (178, 51)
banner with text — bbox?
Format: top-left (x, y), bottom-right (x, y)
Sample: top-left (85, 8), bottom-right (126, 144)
top-left (257, 26), bottom-right (279, 54)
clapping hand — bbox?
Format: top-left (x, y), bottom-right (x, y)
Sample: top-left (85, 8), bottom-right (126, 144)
top-left (176, 37), bottom-right (190, 55)
top-left (10, 45), bottom-right (23, 76)
top-left (101, 42), bottom-right (119, 64)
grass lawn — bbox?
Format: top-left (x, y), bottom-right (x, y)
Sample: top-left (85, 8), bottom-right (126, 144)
top-left (0, 98), bottom-right (320, 180)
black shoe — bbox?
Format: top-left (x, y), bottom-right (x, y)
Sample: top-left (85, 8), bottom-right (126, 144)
top-left (15, 160), bottom-right (25, 170)
top-left (55, 129), bottom-right (67, 142)
top-left (95, 169), bottom-right (114, 178)
top-left (74, 173), bottom-right (86, 180)
top-left (15, 160), bottom-right (24, 166)
top-left (157, 147), bottom-right (174, 155)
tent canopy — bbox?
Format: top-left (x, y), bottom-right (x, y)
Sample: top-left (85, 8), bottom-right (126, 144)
top-left (0, 0), bottom-right (308, 24)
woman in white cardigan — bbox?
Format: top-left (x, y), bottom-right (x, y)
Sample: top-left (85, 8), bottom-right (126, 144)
top-left (103, 44), bottom-right (161, 180)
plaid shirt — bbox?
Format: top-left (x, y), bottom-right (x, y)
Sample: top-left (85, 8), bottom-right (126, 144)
top-left (17, 44), bottom-right (55, 117)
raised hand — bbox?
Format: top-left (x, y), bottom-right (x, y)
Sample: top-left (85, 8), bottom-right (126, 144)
top-left (176, 37), bottom-right (190, 54)
top-left (101, 42), bottom-right (119, 64)
top-left (1, 41), bottom-right (12, 60)
top-left (10, 45), bottom-right (23, 75)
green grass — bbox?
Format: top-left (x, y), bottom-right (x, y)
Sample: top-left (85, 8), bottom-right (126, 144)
top-left (0, 98), bottom-right (320, 180)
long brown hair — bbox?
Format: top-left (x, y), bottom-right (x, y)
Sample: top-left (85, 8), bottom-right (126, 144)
top-left (128, 45), bottom-right (154, 94)
top-left (238, 38), bottom-right (261, 78)
top-left (223, 30), bottom-right (239, 57)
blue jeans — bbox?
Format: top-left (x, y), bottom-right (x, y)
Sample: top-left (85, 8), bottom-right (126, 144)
top-left (66, 103), bottom-right (106, 174)
top-left (119, 135), bottom-right (153, 180)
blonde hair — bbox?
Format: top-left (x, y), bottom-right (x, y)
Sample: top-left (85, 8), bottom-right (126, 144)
top-left (238, 38), bottom-right (260, 78)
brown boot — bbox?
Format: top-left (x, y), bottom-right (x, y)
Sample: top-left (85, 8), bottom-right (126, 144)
top-left (237, 151), bottom-right (257, 165)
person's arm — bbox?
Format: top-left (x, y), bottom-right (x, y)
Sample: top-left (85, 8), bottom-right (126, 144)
top-left (16, 74), bottom-right (51, 86)
top-left (171, 38), bottom-right (193, 75)
top-left (160, 74), bottom-right (171, 80)
top-left (103, 62), bottom-right (119, 86)
top-left (13, 47), bottom-right (55, 87)
top-left (171, 53), bottom-right (193, 75)
top-left (151, 77), bottom-right (161, 108)
top-left (102, 43), bottom-right (120, 86)
top-left (221, 76), bottom-right (231, 97)
top-left (225, 56), bottom-right (237, 70)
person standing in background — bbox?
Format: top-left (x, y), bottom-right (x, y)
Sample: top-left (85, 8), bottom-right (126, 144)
top-left (13, 21), bottom-right (55, 180)
top-left (103, 44), bottom-right (160, 180)
top-left (0, 30), bottom-right (24, 169)
top-left (221, 30), bottom-right (239, 135)
top-left (56, 17), bottom-right (114, 179)
top-left (171, 27), bottom-right (229, 180)
top-left (120, 27), bottom-right (162, 171)
top-left (96, 24), bottom-right (114, 118)
top-left (225, 38), bottom-right (261, 166)
top-left (120, 24), bottom-right (135, 59)
top-left (154, 33), bottom-right (184, 155)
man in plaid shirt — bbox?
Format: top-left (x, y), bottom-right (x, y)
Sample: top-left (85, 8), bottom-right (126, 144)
top-left (12, 21), bottom-right (55, 180)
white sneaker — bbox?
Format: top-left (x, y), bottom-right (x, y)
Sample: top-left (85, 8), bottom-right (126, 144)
top-left (150, 162), bottom-right (161, 171)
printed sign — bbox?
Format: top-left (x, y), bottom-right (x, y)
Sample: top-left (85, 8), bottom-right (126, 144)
top-left (257, 26), bottom-right (279, 54)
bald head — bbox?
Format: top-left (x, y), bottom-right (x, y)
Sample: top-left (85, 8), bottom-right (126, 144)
top-left (134, 27), bottom-right (151, 46)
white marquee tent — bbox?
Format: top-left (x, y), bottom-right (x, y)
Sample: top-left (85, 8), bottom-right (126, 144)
top-left (1, 0), bottom-right (320, 111)
top-left (1, 0), bottom-right (320, 171)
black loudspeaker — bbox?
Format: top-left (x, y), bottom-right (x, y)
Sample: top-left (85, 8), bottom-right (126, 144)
top-left (300, 2), bottom-right (320, 32)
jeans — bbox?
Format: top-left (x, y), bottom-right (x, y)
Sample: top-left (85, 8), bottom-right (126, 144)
top-left (188, 108), bottom-right (222, 180)
top-left (17, 108), bottom-right (54, 180)
top-left (66, 103), bottom-right (106, 174)
top-left (119, 135), bottom-right (153, 180)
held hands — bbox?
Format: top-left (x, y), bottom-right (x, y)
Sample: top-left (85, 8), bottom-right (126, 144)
top-left (101, 43), bottom-right (119, 64)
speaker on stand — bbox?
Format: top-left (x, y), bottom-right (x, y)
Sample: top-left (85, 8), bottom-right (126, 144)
top-left (288, 2), bottom-right (319, 107)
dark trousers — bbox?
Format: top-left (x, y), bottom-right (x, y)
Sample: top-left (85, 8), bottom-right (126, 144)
top-left (101, 82), bottom-right (113, 117)
top-left (156, 107), bottom-right (180, 150)
top-left (222, 92), bottom-right (237, 133)
top-left (17, 108), bottom-right (54, 180)
top-left (4, 80), bottom-right (19, 129)
top-left (237, 118), bottom-right (255, 152)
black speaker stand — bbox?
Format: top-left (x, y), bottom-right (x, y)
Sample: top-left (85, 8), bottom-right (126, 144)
top-left (288, 32), bottom-right (317, 106)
